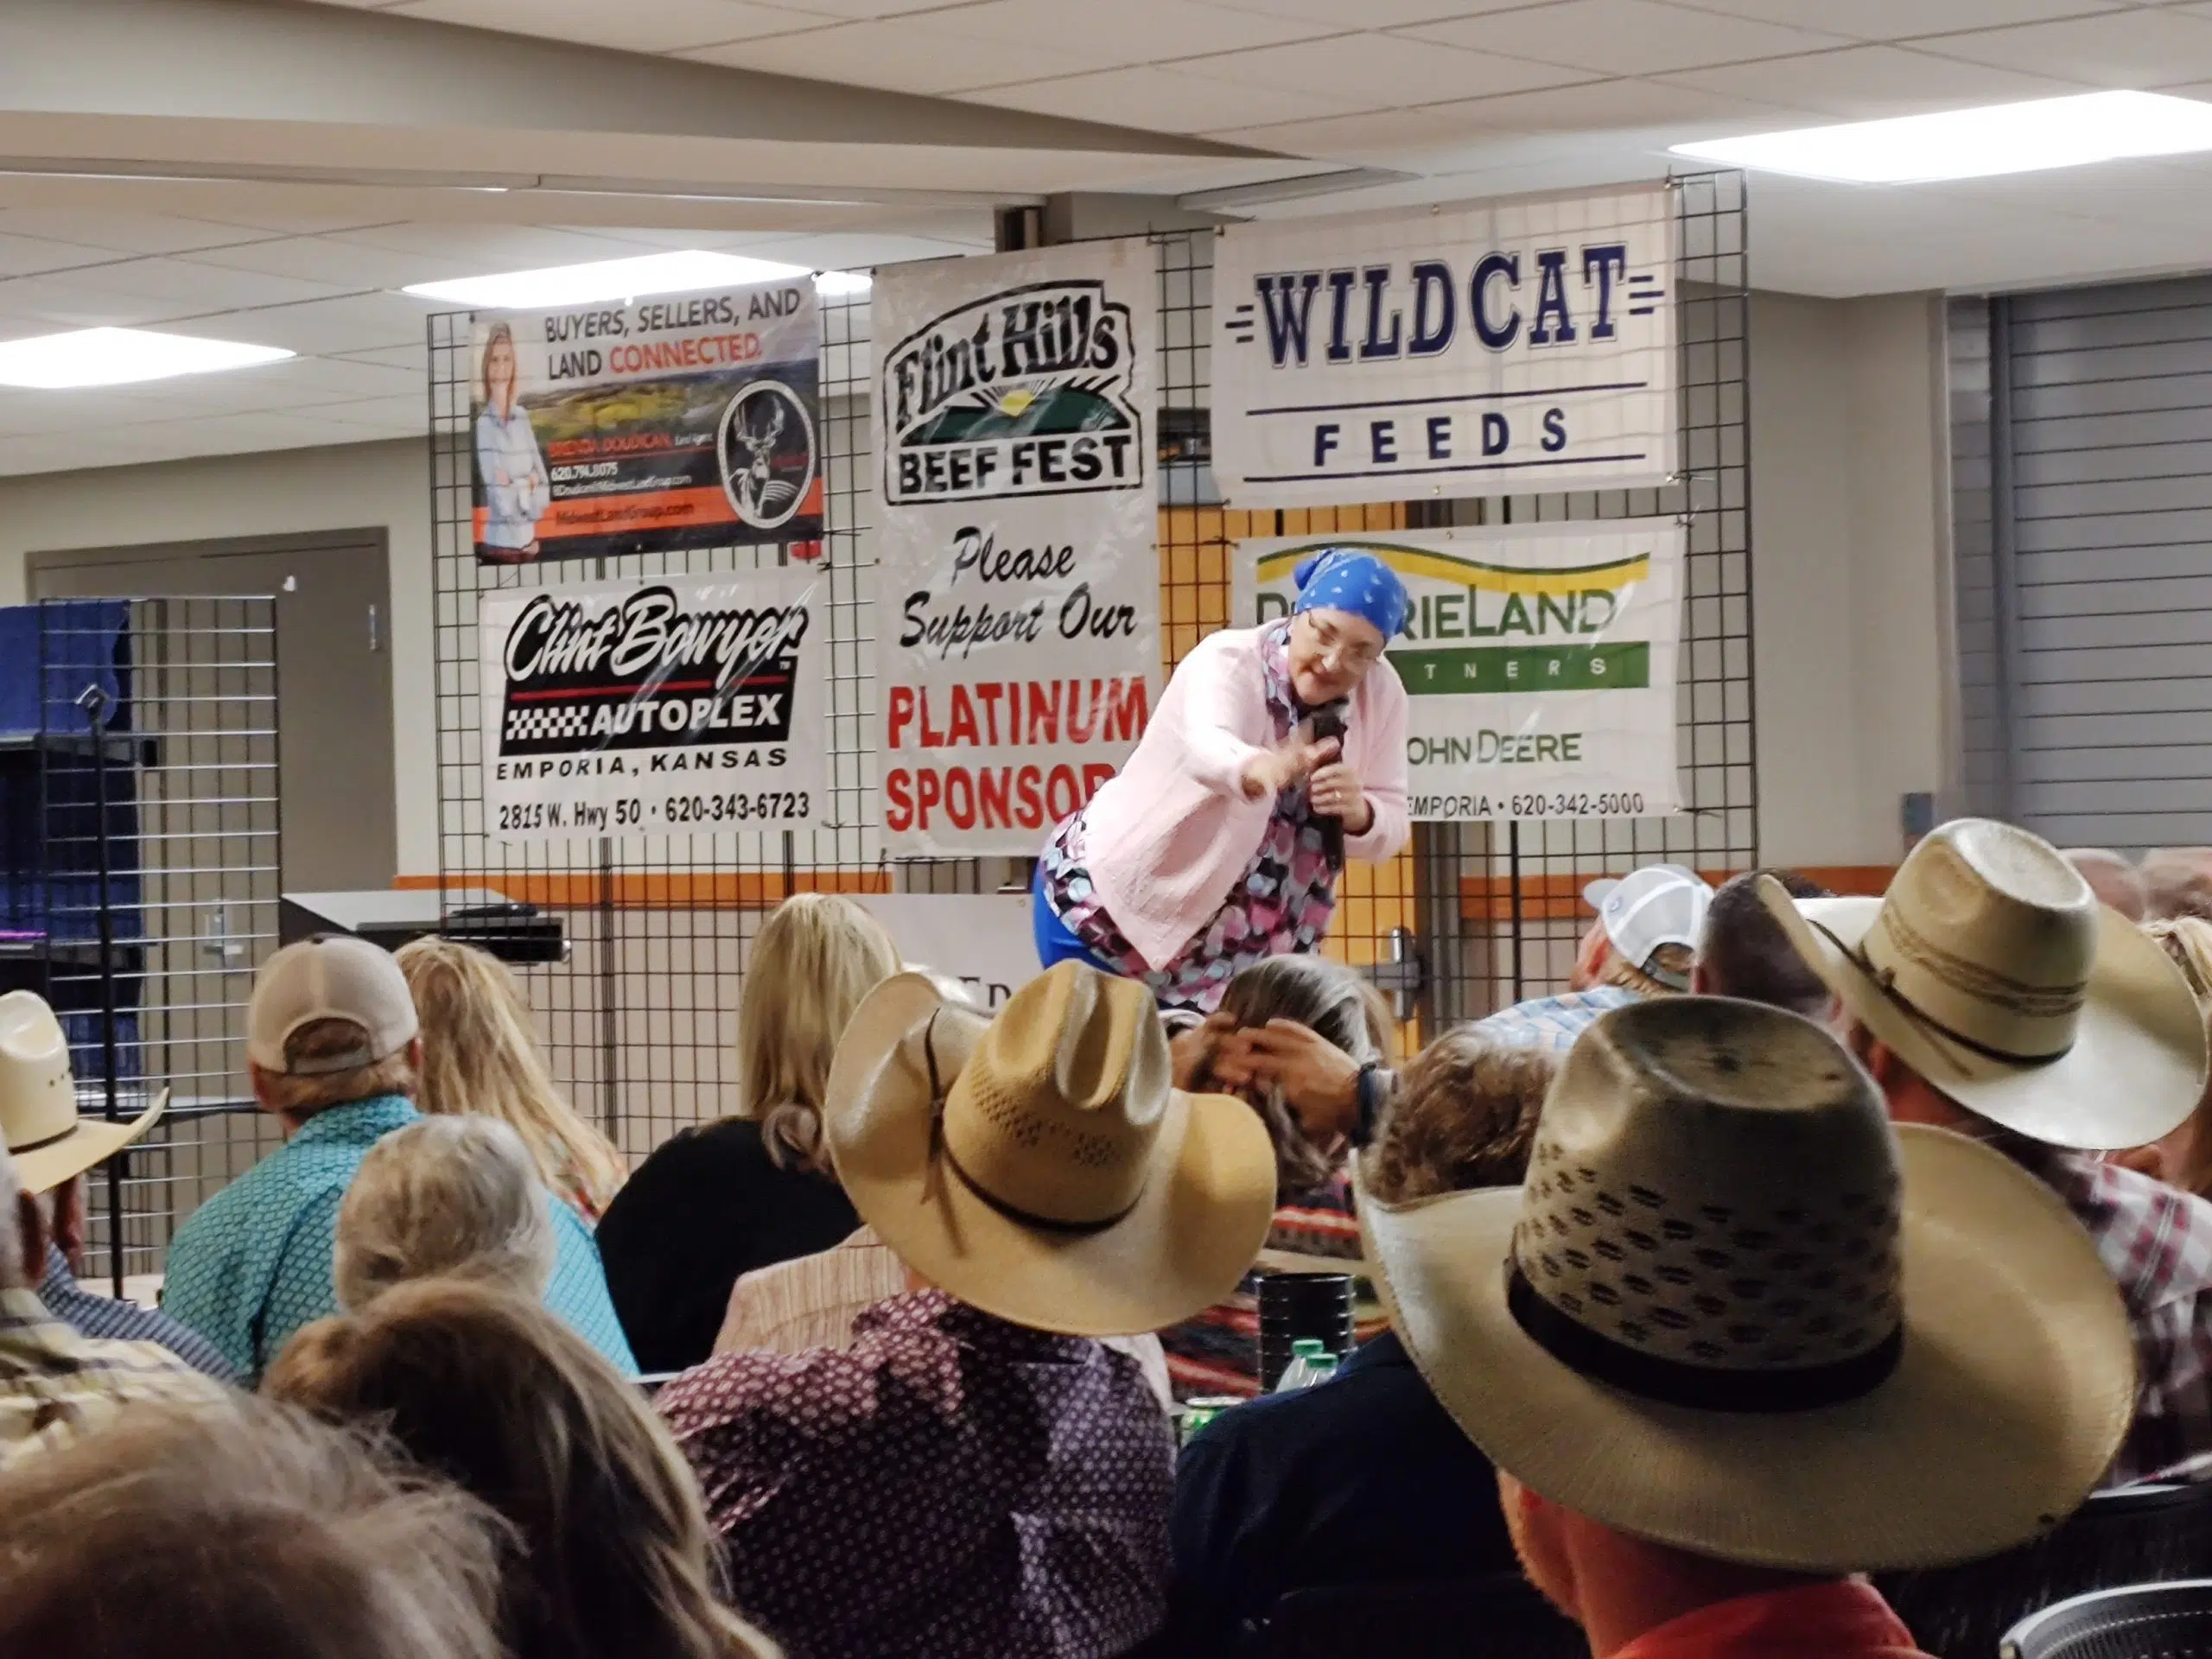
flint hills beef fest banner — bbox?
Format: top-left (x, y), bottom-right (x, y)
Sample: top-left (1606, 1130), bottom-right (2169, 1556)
top-left (873, 238), bottom-right (1160, 855)
top-left (469, 278), bottom-right (822, 564)
top-left (1234, 524), bottom-right (1685, 821)
top-left (1211, 184), bottom-right (1676, 507)
top-left (480, 570), bottom-right (829, 842)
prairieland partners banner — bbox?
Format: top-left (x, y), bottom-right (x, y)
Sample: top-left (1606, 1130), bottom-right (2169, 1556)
top-left (1211, 185), bottom-right (1676, 507)
top-left (469, 278), bottom-right (821, 563)
top-left (1233, 524), bottom-right (1685, 821)
top-left (874, 238), bottom-right (1159, 855)
top-left (480, 570), bottom-right (829, 842)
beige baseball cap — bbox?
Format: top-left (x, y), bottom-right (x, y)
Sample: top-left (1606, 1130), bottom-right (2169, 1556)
top-left (248, 935), bottom-right (420, 1077)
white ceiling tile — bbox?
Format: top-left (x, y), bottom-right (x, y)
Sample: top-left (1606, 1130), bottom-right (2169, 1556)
top-left (186, 293), bottom-right (442, 357)
top-left (684, 17), bottom-right (1129, 91)
top-left (0, 233), bottom-right (118, 279)
top-left (1668, 0), bottom-right (2126, 41)
top-left (1402, 75), bottom-right (1816, 133)
top-left (1916, 9), bottom-right (2212, 86)
top-left (0, 280), bottom-right (183, 330)
top-left (292, 394), bottom-right (429, 432)
top-left (0, 211), bottom-right (276, 256)
top-left (327, 343), bottom-right (430, 372)
top-left (1210, 0), bottom-right (1560, 22)
top-left (1659, 43), bottom-right (2078, 117)
top-left (178, 235), bottom-right (453, 289)
top-left (937, 0), bottom-right (1336, 57)
top-left (739, 230), bottom-right (989, 265)
top-left (1185, 32), bottom-right (1595, 101)
top-left (388, 0), bottom-right (823, 48)
top-left (735, 0), bottom-right (969, 14)
top-left (960, 64), bottom-right (1376, 130)
top-left (1203, 105), bottom-right (1493, 160)
top-left (51, 257), bottom-right (361, 313)
top-left (1398, 0), bottom-right (1854, 75)
top-left (327, 223), bottom-right (667, 269)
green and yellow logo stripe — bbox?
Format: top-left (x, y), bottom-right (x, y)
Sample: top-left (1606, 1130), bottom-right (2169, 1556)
top-left (1253, 540), bottom-right (1650, 597)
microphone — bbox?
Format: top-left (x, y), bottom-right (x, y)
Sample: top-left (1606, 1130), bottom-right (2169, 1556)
top-left (1310, 702), bottom-right (1347, 868)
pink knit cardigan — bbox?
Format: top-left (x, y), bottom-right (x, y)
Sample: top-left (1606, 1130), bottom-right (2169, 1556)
top-left (1077, 626), bottom-right (1410, 970)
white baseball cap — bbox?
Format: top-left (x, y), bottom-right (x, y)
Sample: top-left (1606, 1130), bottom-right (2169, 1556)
top-left (248, 934), bottom-right (420, 1077)
top-left (1580, 864), bottom-right (1713, 991)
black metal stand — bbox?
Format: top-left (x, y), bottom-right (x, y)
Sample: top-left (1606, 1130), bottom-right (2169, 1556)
top-left (73, 683), bottom-right (125, 1299)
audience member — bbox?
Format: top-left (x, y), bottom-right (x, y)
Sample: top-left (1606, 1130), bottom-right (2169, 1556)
top-left (1, 989), bottom-right (232, 1379)
top-left (162, 935), bottom-right (635, 1379)
top-left (1762, 818), bottom-right (2212, 1484)
top-left (0, 1396), bottom-right (506, 1659)
top-left (334, 1116), bottom-right (556, 1311)
top-left (2067, 848), bottom-right (2148, 921)
top-left (597, 893), bottom-right (899, 1372)
top-left (2145, 848), bottom-right (2212, 924)
top-left (1692, 868), bottom-right (1834, 1016)
top-left (396, 938), bottom-right (627, 1224)
top-left (0, 1036), bottom-right (230, 1464)
top-left (1160, 953), bottom-right (1392, 1396)
top-left (2128, 916), bottom-right (2212, 1201)
top-left (659, 963), bottom-right (1274, 1659)
top-left (1470, 862), bottom-right (1709, 1052)
top-left (1363, 996), bottom-right (2136, 1659)
top-left (269, 1278), bottom-right (776, 1659)
top-left (1166, 1030), bottom-right (1554, 1651)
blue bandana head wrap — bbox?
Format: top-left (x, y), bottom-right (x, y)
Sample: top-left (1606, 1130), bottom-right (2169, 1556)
top-left (1291, 548), bottom-right (1411, 641)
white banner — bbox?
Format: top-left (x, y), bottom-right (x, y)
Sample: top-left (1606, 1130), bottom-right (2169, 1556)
top-left (480, 569), bottom-right (830, 842)
top-left (1232, 524), bottom-right (1684, 821)
top-left (1211, 186), bottom-right (1677, 507)
top-left (874, 239), bottom-right (1160, 855)
top-left (855, 893), bottom-right (1039, 1013)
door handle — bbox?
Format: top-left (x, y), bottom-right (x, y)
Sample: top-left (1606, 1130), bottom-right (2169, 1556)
top-left (368, 602), bottom-right (381, 653)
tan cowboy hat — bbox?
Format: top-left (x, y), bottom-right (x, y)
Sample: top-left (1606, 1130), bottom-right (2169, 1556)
top-left (1361, 996), bottom-right (2134, 1573)
top-left (1758, 818), bottom-right (2207, 1151)
top-left (0, 991), bottom-right (166, 1195)
top-left (825, 961), bottom-right (1277, 1339)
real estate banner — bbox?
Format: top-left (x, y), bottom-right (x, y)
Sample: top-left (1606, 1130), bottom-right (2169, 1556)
top-left (873, 238), bottom-right (1160, 855)
top-left (1232, 523), bottom-right (1685, 821)
top-left (469, 278), bottom-right (822, 563)
top-left (1211, 185), bottom-right (1677, 507)
top-left (480, 569), bottom-right (830, 842)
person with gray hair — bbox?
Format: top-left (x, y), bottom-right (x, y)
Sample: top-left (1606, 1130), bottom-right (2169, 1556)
top-left (335, 1116), bottom-right (557, 1313)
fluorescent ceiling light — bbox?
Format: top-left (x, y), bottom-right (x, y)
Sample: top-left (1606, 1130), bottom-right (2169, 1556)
top-left (1671, 91), bottom-right (2212, 183)
top-left (404, 250), bottom-right (867, 308)
top-left (0, 327), bottom-right (292, 390)
top-left (816, 270), bottom-right (872, 297)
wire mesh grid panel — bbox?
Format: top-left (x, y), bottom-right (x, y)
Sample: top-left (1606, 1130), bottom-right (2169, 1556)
top-left (430, 178), bottom-right (1751, 1150)
top-left (1415, 174), bottom-right (1754, 1023)
top-left (429, 289), bottom-right (920, 1160)
top-left (38, 596), bottom-right (281, 1287)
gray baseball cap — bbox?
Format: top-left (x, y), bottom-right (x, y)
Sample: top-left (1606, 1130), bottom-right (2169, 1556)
top-left (248, 934), bottom-right (420, 1076)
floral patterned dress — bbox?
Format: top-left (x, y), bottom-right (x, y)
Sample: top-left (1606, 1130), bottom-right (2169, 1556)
top-left (1039, 620), bottom-right (1338, 1014)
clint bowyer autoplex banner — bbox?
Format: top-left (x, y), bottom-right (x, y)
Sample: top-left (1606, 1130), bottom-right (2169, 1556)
top-left (1233, 524), bottom-right (1684, 821)
top-left (480, 570), bottom-right (829, 842)
top-left (469, 279), bottom-right (821, 564)
top-left (874, 238), bottom-right (1160, 855)
top-left (1211, 185), bottom-right (1677, 507)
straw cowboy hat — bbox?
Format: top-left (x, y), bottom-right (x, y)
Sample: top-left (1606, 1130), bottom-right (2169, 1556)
top-left (1361, 996), bottom-right (2134, 1573)
top-left (0, 990), bottom-right (166, 1195)
top-left (825, 960), bottom-right (1277, 1338)
top-left (1759, 817), bottom-right (2207, 1151)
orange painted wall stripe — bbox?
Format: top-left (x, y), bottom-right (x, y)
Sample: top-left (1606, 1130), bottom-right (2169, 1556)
top-left (392, 869), bottom-right (889, 910)
top-left (1457, 864), bottom-right (1894, 922)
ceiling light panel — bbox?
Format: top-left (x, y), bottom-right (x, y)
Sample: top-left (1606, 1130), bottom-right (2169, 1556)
top-left (402, 250), bottom-right (862, 308)
top-left (0, 327), bottom-right (294, 389)
top-left (1672, 91), bottom-right (2212, 182)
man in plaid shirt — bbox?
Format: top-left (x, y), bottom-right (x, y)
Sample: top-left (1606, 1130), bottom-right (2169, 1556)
top-left (1759, 822), bottom-right (2212, 1488)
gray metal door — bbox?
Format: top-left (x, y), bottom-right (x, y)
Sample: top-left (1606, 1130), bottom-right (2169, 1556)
top-left (29, 531), bottom-right (398, 891)
top-left (1985, 280), bottom-right (2212, 851)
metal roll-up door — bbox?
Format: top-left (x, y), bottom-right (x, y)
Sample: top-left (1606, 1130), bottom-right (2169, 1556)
top-left (1997, 276), bottom-right (2212, 851)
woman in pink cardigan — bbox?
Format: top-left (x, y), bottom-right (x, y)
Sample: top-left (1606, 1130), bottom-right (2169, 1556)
top-left (1033, 548), bottom-right (1413, 1014)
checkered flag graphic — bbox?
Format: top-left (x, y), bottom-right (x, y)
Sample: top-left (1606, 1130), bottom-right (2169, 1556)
top-left (503, 702), bottom-right (595, 748)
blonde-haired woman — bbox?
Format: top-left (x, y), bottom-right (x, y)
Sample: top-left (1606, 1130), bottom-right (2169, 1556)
top-left (394, 938), bottom-right (627, 1224)
top-left (594, 893), bottom-right (901, 1372)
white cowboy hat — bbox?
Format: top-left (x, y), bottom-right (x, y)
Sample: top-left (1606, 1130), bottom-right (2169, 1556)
top-left (1758, 818), bottom-right (2207, 1151)
top-left (0, 991), bottom-right (166, 1195)
top-left (1361, 995), bottom-right (2134, 1573)
top-left (824, 961), bottom-right (1277, 1339)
